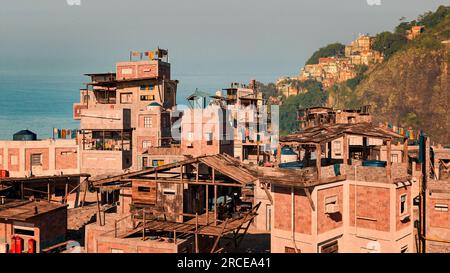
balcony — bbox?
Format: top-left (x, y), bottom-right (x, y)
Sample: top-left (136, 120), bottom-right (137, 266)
top-left (80, 108), bottom-right (131, 130)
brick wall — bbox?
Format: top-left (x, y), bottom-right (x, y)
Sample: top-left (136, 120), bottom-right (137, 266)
top-left (25, 148), bottom-right (49, 171)
top-left (55, 148), bottom-right (78, 170)
top-left (317, 185), bottom-right (344, 234)
top-left (273, 186), bottom-right (312, 234)
top-left (34, 207), bottom-right (67, 249)
top-left (8, 148), bottom-right (20, 172)
top-left (0, 148), bottom-right (3, 170)
top-left (349, 185), bottom-right (390, 231)
top-left (346, 165), bottom-right (388, 183)
top-left (428, 197), bottom-right (450, 229)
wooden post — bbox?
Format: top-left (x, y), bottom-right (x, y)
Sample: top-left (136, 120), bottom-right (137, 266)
top-left (257, 141), bottom-right (260, 164)
top-left (328, 142), bottom-right (332, 161)
top-left (81, 179), bottom-right (88, 207)
top-left (316, 144), bottom-right (322, 181)
top-left (206, 184), bottom-right (209, 224)
top-left (47, 180), bottom-right (51, 202)
top-left (403, 138), bottom-right (409, 163)
top-left (96, 189), bottom-right (102, 226)
top-left (343, 134), bottom-right (348, 165)
top-left (213, 168), bottom-right (217, 226)
top-left (386, 139), bottom-right (392, 182)
top-left (64, 182), bottom-right (69, 204)
top-left (21, 181), bottom-right (24, 200)
top-left (276, 144), bottom-right (282, 165)
top-left (195, 213), bottom-right (199, 253)
top-left (114, 220), bottom-right (118, 238)
top-left (142, 210), bottom-right (146, 241)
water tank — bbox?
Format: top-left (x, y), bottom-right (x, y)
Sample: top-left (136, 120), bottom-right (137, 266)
top-left (13, 130), bottom-right (37, 141)
top-left (362, 160), bottom-right (387, 167)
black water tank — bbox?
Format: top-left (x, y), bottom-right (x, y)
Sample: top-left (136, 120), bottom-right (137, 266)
top-left (13, 130), bottom-right (37, 141)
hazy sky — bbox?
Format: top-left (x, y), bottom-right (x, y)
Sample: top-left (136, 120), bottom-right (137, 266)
top-left (0, 0), bottom-right (449, 84)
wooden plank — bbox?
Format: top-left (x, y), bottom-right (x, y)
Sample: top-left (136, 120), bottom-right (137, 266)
top-left (262, 182), bottom-right (273, 205)
top-left (303, 187), bottom-right (315, 211)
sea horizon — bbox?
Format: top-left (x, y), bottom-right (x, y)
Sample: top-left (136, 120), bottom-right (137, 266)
top-left (0, 70), bottom-right (277, 140)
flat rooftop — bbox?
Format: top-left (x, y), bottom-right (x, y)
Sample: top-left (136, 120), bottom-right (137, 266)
top-left (0, 199), bottom-right (67, 221)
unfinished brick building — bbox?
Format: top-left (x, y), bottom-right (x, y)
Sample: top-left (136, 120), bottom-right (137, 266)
top-left (297, 106), bottom-right (372, 130)
top-left (84, 154), bottom-right (260, 253)
top-left (267, 122), bottom-right (415, 253)
top-left (425, 180), bottom-right (450, 252)
top-left (0, 199), bottom-right (67, 253)
top-left (73, 49), bottom-right (178, 178)
top-left (0, 137), bottom-right (80, 178)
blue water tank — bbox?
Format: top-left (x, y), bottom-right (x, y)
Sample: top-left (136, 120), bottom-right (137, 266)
top-left (279, 161), bottom-right (304, 169)
top-left (13, 130), bottom-right (37, 141)
top-left (362, 160), bottom-right (387, 167)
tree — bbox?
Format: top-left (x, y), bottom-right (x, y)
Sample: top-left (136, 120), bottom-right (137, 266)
top-left (279, 83), bottom-right (327, 134)
top-left (373, 32), bottom-right (408, 60)
top-left (305, 43), bottom-right (346, 65)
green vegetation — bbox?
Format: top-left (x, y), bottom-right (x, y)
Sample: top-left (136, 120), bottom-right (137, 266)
top-left (345, 65), bottom-right (368, 90)
top-left (256, 81), bottom-right (278, 100)
top-left (279, 83), bottom-right (327, 135)
top-left (305, 43), bottom-right (345, 65)
top-left (418, 6), bottom-right (450, 28)
top-left (373, 32), bottom-right (408, 60)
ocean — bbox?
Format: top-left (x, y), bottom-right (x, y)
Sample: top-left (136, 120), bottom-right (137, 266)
top-left (0, 72), bottom-right (274, 140)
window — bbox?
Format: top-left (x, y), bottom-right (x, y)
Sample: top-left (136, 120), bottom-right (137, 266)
top-left (10, 155), bottom-right (18, 165)
top-left (400, 194), bottom-right (407, 215)
top-left (120, 93), bottom-right (133, 104)
top-left (152, 160), bottom-right (164, 167)
top-left (391, 154), bottom-right (399, 163)
top-left (140, 95), bottom-right (155, 101)
top-left (140, 85), bottom-right (154, 91)
top-left (325, 195), bottom-right (339, 214)
top-left (14, 227), bottom-right (35, 237)
top-left (138, 186), bottom-right (151, 192)
top-left (31, 154), bottom-right (42, 166)
top-left (321, 240), bottom-right (338, 253)
top-left (144, 117), bottom-right (152, 128)
top-left (334, 140), bottom-right (342, 156)
top-left (142, 157), bottom-right (149, 168)
top-left (121, 68), bottom-right (132, 75)
top-left (60, 151), bottom-right (73, 156)
top-left (142, 140), bottom-right (152, 150)
top-left (435, 204), bottom-right (449, 212)
top-left (285, 247), bottom-right (297, 253)
top-left (163, 189), bottom-right (176, 195)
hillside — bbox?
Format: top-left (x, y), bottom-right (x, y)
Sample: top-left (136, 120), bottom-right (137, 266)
top-left (328, 6), bottom-right (450, 144)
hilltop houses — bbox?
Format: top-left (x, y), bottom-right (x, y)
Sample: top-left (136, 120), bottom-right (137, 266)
top-left (293, 35), bottom-right (384, 92)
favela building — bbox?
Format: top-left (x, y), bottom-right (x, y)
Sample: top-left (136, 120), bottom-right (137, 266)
top-left (0, 48), bottom-right (449, 253)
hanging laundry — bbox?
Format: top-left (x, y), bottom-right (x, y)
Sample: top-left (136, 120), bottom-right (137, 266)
top-left (61, 129), bottom-right (66, 139)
